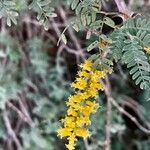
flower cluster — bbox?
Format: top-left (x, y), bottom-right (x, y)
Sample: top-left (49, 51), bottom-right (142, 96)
top-left (57, 60), bottom-right (109, 150)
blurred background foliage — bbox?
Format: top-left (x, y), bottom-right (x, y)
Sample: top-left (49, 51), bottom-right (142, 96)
top-left (0, 0), bottom-right (150, 150)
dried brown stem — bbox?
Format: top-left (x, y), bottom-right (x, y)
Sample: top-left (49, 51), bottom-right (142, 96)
top-left (7, 101), bottom-right (31, 125)
top-left (51, 8), bottom-right (86, 64)
top-left (3, 110), bottom-right (22, 150)
top-left (103, 75), bottom-right (150, 150)
top-left (110, 97), bottom-right (150, 134)
top-left (83, 138), bottom-right (91, 150)
top-left (114, 0), bottom-right (129, 14)
top-left (114, 0), bottom-right (133, 16)
top-left (104, 76), bottom-right (112, 150)
top-left (19, 93), bottom-right (33, 126)
top-left (59, 7), bottom-right (82, 50)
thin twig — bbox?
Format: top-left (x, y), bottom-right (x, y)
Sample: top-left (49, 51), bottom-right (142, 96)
top-left (114, 0), bottom-right (131, 15)
top-left (114, 0), bottom-right (127, 13)
top-left (59, 7), bottom-right (82, 50)
top-left (7, 101), bottom-right (31, 125)
top-left (19, 93), bottom-right (33, 126)
top-left (103, 75), bottom-right (150, 134)
top-left (3, 110), bottom-right (22, 150)
top-left (117, 63), bottom-right (127, 80)
top-left (58, 7), bottom-right (86, 61)
top-left (51, 18), bottom-right (86, 64)
top-left (110, 97), bottom-right (150, 134)
top-left (104, 76), bottom-right (112, 150)
top-left (103, 75), bottom-right (150, 150)
top-left (83, 138), bottom-right (91, 150)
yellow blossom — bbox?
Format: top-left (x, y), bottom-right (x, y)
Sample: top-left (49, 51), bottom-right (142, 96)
top-left (57, 59), bottom-right (111, 150)
top-left (66, 94), bottom-right (83, 106)
top-left (79, 105), bottom-right (97, 116)
top-left (76, 116), bottom-right (90, 126)
top-left (75, 128), bottom-right (90, 137)
top-left (90, 82), bottom-right (104, 91)
top-left (86, 101), bottom-right (100, 111)
top-left (94, 70), bottom-right (106, 78)
top-left (66, 134), bottom-right (77, 150)
top-left (67, 108), bottom-right (78, 117)
top-left (78, 71), bottom-right (90, 78)
top-left (71, 103), bottom-right (82, 111)
top-left (71, 78), bottom-right (87, 90)
top-left (62, 117), bottom-right (76, 128)
top-left (87, 88), bottom-right (99, 97)
top-left (80, 60), bottom-right (92, 71)
top-left (57, 128), bottom-right (73, 138)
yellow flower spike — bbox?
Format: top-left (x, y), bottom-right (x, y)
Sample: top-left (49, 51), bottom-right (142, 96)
top-left (57, 59), bottom-right (111, 150)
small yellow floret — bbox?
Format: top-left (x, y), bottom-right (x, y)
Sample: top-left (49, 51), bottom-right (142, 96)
top-left (62, 117), bottom-right (76, 128)
top-left (78, 71), bottom-right (90, 78)
top-left (80, 60), bottom-right (92, 71)
top-left (75, 128), bottom-right (90, 137)
top-left (57, 128), bottom-right (73, 138)
top-left (71, 78), bottom-right (87, 90)
top-left (67, 108), bottom-right (78, 117)
top-left (144, 47), bottom-right (150, 53)
top-left (66, 134), bottom-right (77, 150)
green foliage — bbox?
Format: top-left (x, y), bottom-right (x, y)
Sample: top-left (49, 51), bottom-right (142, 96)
top-left (110, 17), bottom-right (150, 90)
top-left (0, 0), bottom-right (56, 29)
top-left (87, 40), bottom-right (99, 52)
top-left (0, 32), bottom-right (71, 149)
top-left (70, 0), bottom-right (101, 27)
top-left (0, 0), bottom-right (150, 150)
top-left (69, 0), bottom-right (115, 31)
top-left (136, 140), bottom-right (150, 150)
top-left (59, 0), bottom-right (115, 46)
top-left (0, 0), bottom-right (19, 26)
top-left (28, 38), bottom-right (49, 76)
top-left (67, 0), bottom-right (150, 90)
top-left (0, 32), bottom-right (22, 109)
top-left (110, 31), bottom-right (126, 62)
top-left (29, 0), bottom-right (57, 30)
top-left (122, 40), bottom-right (150, 89)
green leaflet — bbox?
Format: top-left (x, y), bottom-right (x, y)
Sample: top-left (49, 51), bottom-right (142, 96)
top-left (69, 0), bottom-right (102, 30)
top-left (110, 31), bottom-right (126, 62)
top-left (122, 41), bottom-right (150, 90)
top-left (110, 17), bottom-right (150, 90)
top-left (0, 0), bottom-right (56, 29)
